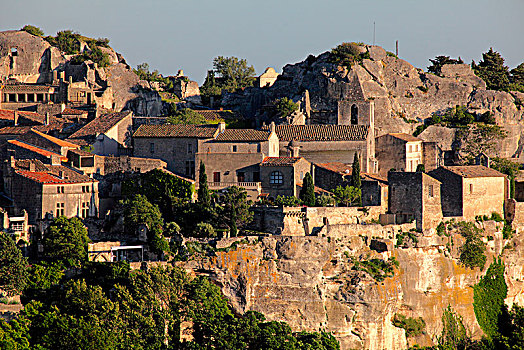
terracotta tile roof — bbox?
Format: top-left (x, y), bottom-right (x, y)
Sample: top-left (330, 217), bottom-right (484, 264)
top-left (215, 129), bottom-right (270, 142)
top-left (61, 108), bottom-right (87, 116)
top-left (69, 111), bottom-right (132, 139)
top-left (193, 109), bottom-right (237, 121)
top-left (260, 157), bottom-right (304, 166)
top-left (441, 165), bottom-right (505, 178)
top-left (2, 84), bottom-right (54, 92)
top-left (387, 133), bottom-right (422, 142)
top-left (0, 109), bottom-right (46, 124)
top-left (14, 159), bottom-right (48, 172)
top-left (7, 139), bottom-right (68, 162)
top-left (133, 124), bottom-right (219, 138)
top-left (30, 129), bottom-right (80, 148)
top-left (13, 160), bottom-right (95, 184)
top-left (315, 162), bottom-right (388, 183)
top-left (263, 124), bottom-right (369, 141)
top-left (0, 126), bottom-right (32, 135)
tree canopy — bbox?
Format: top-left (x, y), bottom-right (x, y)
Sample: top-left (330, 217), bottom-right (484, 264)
top-left (166, 108), bottom-right (208, 125)
top-left (0, 232), bottom-right (28, 296)
top-left (21, 25), bottom-right (44, 37)
top-left (43, 216), bottom-right (89, 267)
top-left (200, 56), bottom-right (256, 101)
top-left (300, 172), bottom-right (316, 207)
top-left (472, 48), bottom-right (510, 91)
top-left (427, 55), bottom-right (463, 76)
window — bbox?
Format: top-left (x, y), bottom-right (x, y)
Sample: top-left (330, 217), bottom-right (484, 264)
top-left (57, 186), bottom-right (64, 193)
top-left (213, 172), bottom-right (221, 183)
top-left (150, 143), bottom-right (155, 154)
top-left (82, 185), bottom-right (89, 193)
top-left (428, 185), bottom-right (434, 198)
top-left (351, 104), bottom-right (358, 125)
top-left (232, 145), bottom-right (237, 152)
top-left (269, 171), bottom-right (283, 185)
top-left (10, 222), bottom-right (24, 232)
top-left (470, 184), bottom-right (473, 194)
top-left (82, 202), bottom-right (90, 218)
top-left (408, 145), bottom-right (412, 152)
top-left (56, 202), bottom-right (65, 217)
top-left (185, 161), bottom-right (195, 177)
top-left (187, 143), bottom-right (193, 154)
top-left (237, 171), bottom-right (245, 182)
top-left (257, 144), bottom-right (261, 153)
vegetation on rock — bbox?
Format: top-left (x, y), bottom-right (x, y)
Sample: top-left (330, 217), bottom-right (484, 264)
top-left (456, 221), bottom-right (487, 270)
top-left (275, 97), bottom-right (299, 118)
top-left (427, 55), bottom-right (464, 76)
top-left (21, 25), bottom-right (44, 37)
top-left (166, 108), bottom-right (209, 125)
top-left (329, 42), bottom-right (369, 68)
top-left (472, 48), bottom-right (510, 91)
top-left (392, 313), bottom-right (426, 337)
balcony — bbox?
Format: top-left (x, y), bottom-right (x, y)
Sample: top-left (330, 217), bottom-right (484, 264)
top-left (207, 182), bottom-right (262, 199)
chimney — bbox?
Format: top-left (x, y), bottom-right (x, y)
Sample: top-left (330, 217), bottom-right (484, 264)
top-left (218, 122), bottom-right (226, 133)
top-left (59, 71), bottom-right (65, 81)
top-left (9, 155), bottom-right (15, 168)
top-left (270, 121), bottom-right (276, 134)
top-left (53, 70), bottom-right (58, 82)
top-left (45, 112), bottom-right (50, 125)
top-left (13, 111), bottom-right (18, 126)
top-left (60, 103), bottom-right (65, 113)
top-left (51, 154), bottom-right (61, 166)
top-left (29, 162), bottom-right (35, 172)
top-left (69, 76), bottom-right (73, 84)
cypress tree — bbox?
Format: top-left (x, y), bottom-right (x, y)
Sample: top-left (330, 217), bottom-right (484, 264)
top-left (198, 161), bottom-right (210, 207)
top-left (352, 152), bottom-right (362, 206)
top-left (300, 172), bottom-right (316, 206)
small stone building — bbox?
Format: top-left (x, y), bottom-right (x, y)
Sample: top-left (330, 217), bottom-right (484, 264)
top-left (257, 67), bottom-right (279, 88)
top-left (259, 157), bottom-right (311, 199)
top-left (68, 111), bottom-right (133, 156)
top-left (2, 158), bottom-right (99, 224)
top-left (376, 133), bottom-right (423, 176)
top-left (428, 166), bottom-right (507, 220)
top-left (388, 171), bottom-right (443, 230)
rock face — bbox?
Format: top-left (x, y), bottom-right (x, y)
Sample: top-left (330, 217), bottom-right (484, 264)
top-left (221, 45), bottom-right (524, 158)
top-left (0, 30), bottom-right (162, 117)
top-left (182, 221), bottom-right (523, 350)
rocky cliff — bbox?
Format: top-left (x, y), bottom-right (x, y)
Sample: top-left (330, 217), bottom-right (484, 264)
top-left (0, 30), bottom-right (162, 116)
top-left (181, 221), bottom-right (523, 349)
top-left (222, 45), bottom-right (524, 158)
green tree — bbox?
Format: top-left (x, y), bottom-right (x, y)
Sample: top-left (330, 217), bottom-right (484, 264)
top-left (212, 56), bottom-right (256, 92)
top-left (458, 222), bottom-right (487, 270)
top-left (472, 48), bottom-right (510, 91)
top-left (491, 157), bottom-right (520, 198)
top-left (275, 97), bottom-right (298, 118)
top-left (198, 161), bottom-right (211, 207)
top-left (200, 70), bottom-right (222, 99)
top-left (0, 233), bottom-right (28, 296)
top-left (352, 152), bottom-right (362, 206)
top-left (458, 124), bottom-right (507, 162)
top-left (21, 25), bottom-right (44, 37)
top-left (214, 186), bottom-right (253, 232)
top-left (166, 108), bottom-right (208, 125)
top-left (43, 217), bottom-right (89, 267)
top-left (427, 55), bottom-right (463, 76)
top-left (329, 42), bottom-right (368, 68)
top-left (275, 195), bottom-right (302, 207)
top-left (300, 172), bottom-right (316, 206)
top-left (48, 30), bottom-right (81, 54)
top-left (438, 305), bottom-right (471, 350)
top-left (509, 63), bottom-right (524, 92)
top-left (495, 304), bottom-right (524, 350)
top-left (333, 185), bottom-right (361, 207)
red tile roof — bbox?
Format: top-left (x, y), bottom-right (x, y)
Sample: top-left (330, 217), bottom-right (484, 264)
top-left (215, 129), bottom-right (270, 142)
top-left (387, 133), bottom-right (422, 142)
top-left (0, 109), bottom-right (46, 124)
top-left (69, 111), bottom-right (132, 139)
top-left (2, 84), bottom-right (54, 92)
top-left (193, 109), bottom-right (238, 121)
top-left (260, 157), bottom-right (304, 166)
top-left (62, 108), bottom-right (87, 116)
top-left (315, 162), bottom-right (388, 183)
top-left (13, 160), bottom-right (96, 184)
top-left (133, 124), bottom-right (219, 138)
top-left (7, 140), bottom-right (67, 162)
top-left (30, 129), bottom-right (80, 148)
top-left (441, 165), bottom-right (505, 178)
top-left (15, 171), bottom-right (79, 184)
top-left (263, 124), bottom-right (369, 141)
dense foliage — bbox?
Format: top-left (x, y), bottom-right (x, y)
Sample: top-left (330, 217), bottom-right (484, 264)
top-left (472, 48), bottom-right (510, 91)
top-left (43, 216), bottom-right (90, 267)
top-left (392, 313), bottom-right (426, 337)
top-left (0, 264), bottom-right (339, 349)
top-left (197, 161), bottom-right (210, 207)
top-left (21, 25), bottom-right (44, 37)
top-left (275, 97), bottom-right (298, 118)
top-left (134, 63), bottom-right (174, 90)
top-left (300, 172), bottom-right (316, 206)
top-left (351, 152), bottom-right (362, 206)
top-left (427, 55), bottom-right (464, 76)
top-left (456, 221), bottom-right (487, 270)
top-left (166, 108), bottom-right (208, 125)
top-left (275, 195), bottom-right (302, 207)
top-left (329, 42), bottom-right (369, 68)
top-left (333, 185), bottom-right (361, 207)
top-left (0, 232), bottom-right (28, 296)
top-left (43, 30), bottom-right (111, 67)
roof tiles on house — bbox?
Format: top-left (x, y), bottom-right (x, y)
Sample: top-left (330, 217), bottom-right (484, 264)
top-left (215, 129), bottom-right (270, 142)
top-left (61, 108), bottom-right (87, 116)
top-left (133, 124), bottom-right (219, 138)
top-left (388, 133), bottom-right (422, 142)
top-left (263, 124), bottom-right (369, 141)
top-left (68, 111), bottom-right (132, 139)
top-left (0, 109), bottom-right (47, 124)
top-left (442, 165), bottom-right (505, 178)
top-left (30, 129), bottom-right (80, 148)
top-left (193, 109), bottom-right (237, 121)
top-left (7, 140), bottom-right (67, 162)
top-left (260, 157), bottom-right (304, 166)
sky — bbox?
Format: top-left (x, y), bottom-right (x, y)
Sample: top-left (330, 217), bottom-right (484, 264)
top-left (2, 0), bottom-right (523, 84)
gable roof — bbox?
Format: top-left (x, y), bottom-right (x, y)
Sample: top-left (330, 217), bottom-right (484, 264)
top-left (7, 139), bottom-right (68, 162)
top-left (263, 124), bottom-right (369, 141)
top-left (30, 129), bottom-right (80, 149)
top-left (315, 162), bottom-right (388, 183)
top-left (387, 133), bottom-right (422, 142)
top-left (193, 109), bottom-right (237, 121)
top-left (12, 159), bottom-right (96, 184)
top-left (133, 124), bottom-right (219, 138)
top-left (0, 109), bottom-right (47, 125)
top-left (68, 111), bottom-right (132, 140)
top-left (260, 157), bottom-right (304, 166)
top-left (62, 108), bottom-right (88, 116)
top-left (215, 129), bottom-right (271, 142)
top-left (440, 165), bottom-right (505, 178)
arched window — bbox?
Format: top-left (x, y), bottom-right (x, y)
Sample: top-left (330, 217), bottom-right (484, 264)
top-left (351, 104), bottom-right (358, 125)
top-left (269, 171), bottom-right (283, 185)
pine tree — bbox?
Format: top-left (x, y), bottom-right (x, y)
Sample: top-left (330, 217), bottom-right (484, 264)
top-left (472, 48), bottom-right (510, 91)
top-left (198, 161), bottom-right (210, 207)
top-left (300, 172), bottom-right (316, 206)
top-left (352, 152), bottom-right (362, 206)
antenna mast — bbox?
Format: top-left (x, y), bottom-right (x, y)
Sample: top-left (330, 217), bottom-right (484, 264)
top-left (373, 22), bottom-right (376, 46)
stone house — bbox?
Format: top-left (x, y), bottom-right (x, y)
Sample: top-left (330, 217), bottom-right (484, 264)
top-left (0, 208), bottom-right (30, 243)
top-left (259, 157), bottom-right (311, 199)
top-left (2, 158), bottom-right (99, 224)
top-left (5, 139), bottom-right (67, 164)
top-left (67, 111), bottom-right (133, 156)
top-left (428, 166), bottom-right (507, 220)
top-left (264, 124), bottom-right (376, 173)
top-left (313, 162), bottom-right (388, 207)
top-left (257, 67), bottom-right (279, 88)
top-left (388, 171), bottom-right (443, 230)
